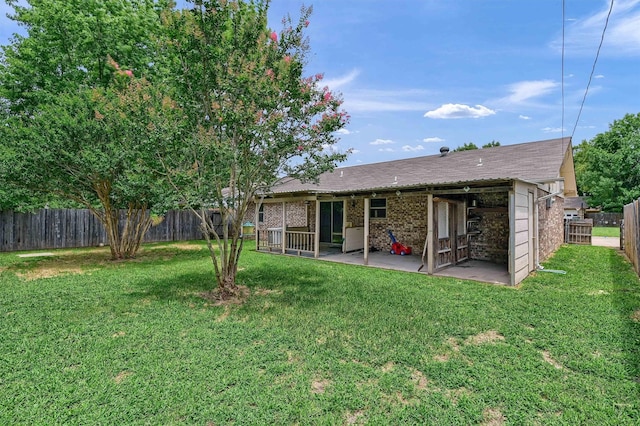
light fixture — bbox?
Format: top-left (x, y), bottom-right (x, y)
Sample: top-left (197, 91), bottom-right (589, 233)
top-left (372, 192), bottom-right (377, 198)
top-left (463, 186), bottom-right (470, 192)
top-left (396, 190), bottom-right (401, 197)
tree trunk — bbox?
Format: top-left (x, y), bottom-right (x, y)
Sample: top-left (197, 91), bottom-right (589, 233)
top-left (92, 180), bottom-right (152, 260)
top-left (198, 207), bottom-right (245, 299)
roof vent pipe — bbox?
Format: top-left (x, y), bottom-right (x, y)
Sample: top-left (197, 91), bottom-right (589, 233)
top-left (439, 146), bottom-right (450, 156)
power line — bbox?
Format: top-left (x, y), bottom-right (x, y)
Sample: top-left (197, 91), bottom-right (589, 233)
top-left (571, 0), bottom-right (615, 139)
top-left (561, 0), bottom-right (565, 150)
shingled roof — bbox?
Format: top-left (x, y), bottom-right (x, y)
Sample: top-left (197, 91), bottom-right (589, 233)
top-left (270, 137), bottom-right (573, 195)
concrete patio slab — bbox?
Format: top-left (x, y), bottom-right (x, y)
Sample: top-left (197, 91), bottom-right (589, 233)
top-left (286, 249), bottom-right (511, 285)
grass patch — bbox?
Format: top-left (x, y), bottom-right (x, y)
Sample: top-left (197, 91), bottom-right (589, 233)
top-left (593, 226), bottom-right (620, 237)
top-left (1, 241), bottom-right (639, 424)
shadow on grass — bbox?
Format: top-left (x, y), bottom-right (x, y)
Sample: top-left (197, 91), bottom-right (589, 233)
top-left (608, 249), bottom-right (640, 397)
top-left (126, 253), bottom-right (331, 307)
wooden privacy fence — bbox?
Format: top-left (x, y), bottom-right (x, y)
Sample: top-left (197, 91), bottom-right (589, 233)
top-left (564, 219), bottom-right (593, 245)
top-left (0, 209), bottom-right (205, 252)
top-left (623, 199), bottom-right (640, 276)
top-left (585, 212), bottom-right (623, 227)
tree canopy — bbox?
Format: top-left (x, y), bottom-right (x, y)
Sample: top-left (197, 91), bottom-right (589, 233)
top-left (452, 141), bottom-right (499, 152)
top-left (574, 112), bottom-right (640, 212)
top-left (155, 1), bottom-right (349, 296)
top-left (0, 0), bottom-right (174, 258)
top-left (1, 0), bottom-right (349, 291)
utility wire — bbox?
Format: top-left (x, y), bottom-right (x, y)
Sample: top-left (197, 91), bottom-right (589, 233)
top-left (571, 0), bottom-right (615, 138)
top-left (561, 0), bottom-right (565, 151)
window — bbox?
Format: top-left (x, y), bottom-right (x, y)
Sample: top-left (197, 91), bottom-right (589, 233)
top-left (370, 198), bottom-right (387, 218)
top-left (437, 202), bottom-right (449, 238)
top-left (258, 204), bottom-right (264, 223)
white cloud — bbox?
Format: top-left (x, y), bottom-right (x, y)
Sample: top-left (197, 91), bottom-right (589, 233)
top-left (552, 0), bottom-right (640, 56)
top-left (424, 103), bottom-right (496, 119)
top-left (336, 128), bottom-right (352, 135)
top-left (594, 74), bottom-right (605, 79)
top-left (423, 137), bottom-right (445, 143)
top-left (370, 138), bottom-right (394, 145)
top-left (378, 148), bottom-right (395, 152)
top-left (402, 145), bottom-right (424, 152)
top-left (322, 69), bottom-right (360, 90)
top-left (351, 149), bottom-right (361, 154)
top-left (343, 88), bottom-right (433, 113)
top-left (542, 127), bottom-right (566, 133)
top-left (501, 80), bottom-right (558, 105)
top-left (519, 115), bottom-right (531, 120)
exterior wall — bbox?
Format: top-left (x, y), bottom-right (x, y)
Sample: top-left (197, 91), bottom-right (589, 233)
top-left (367, 193), bottom-right (429, 253)
top-left (256, 201), bottom-right (309, 235)
top-left (346, 198), bottom-right (365, 228)
top-left (537, 190), bottom-right (565, 262)
top-left (469, 192), bottom-right (509, 264)
top-left (513, 182), bottom-right (535, 285)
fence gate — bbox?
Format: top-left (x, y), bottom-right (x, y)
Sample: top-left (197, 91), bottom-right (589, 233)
top-left (623, 199), bottom-right (640, 276)
top-left (564, 219), bottom-right (593, 245)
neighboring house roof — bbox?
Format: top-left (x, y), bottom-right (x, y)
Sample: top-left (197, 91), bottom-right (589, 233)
top-left (564, 196), bottom-right (586, 210)
top-left (270, 137), bottom-right (575, 195)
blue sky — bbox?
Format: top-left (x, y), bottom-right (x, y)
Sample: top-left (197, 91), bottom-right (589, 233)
top-left (2, 1), bottom-right (639, 166)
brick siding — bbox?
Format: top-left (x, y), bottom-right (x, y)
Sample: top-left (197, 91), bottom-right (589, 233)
top-left (468, 193), bottom-right (509, 264)
top-left (538, 191), bottom-right (565, 261)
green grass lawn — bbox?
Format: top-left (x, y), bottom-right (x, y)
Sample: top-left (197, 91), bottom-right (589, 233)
top-left (593, 226), bottom-right (621, 237)
top-left (1, 242), bottom-right (639, 424)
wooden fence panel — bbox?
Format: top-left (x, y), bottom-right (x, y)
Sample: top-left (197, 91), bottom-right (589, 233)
top-left (623, 200), bottom-right (640, 276)
top-left (585, 212), bottom-right (623, 227)
top-left (564, 219), bottom-right (593, 245)
top-left (0, 209), bottom-right (205, 252)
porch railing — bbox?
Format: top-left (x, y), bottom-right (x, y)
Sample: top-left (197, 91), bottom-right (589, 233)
top-left (257, 229), bottom-right (315, 255)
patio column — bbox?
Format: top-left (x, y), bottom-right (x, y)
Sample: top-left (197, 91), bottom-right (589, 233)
top-left (427, 193), bottom-right (434, 274)
top-left (254, 198), bottom-right (260, 250)
top-left (364, 197), bottom-right (370, 265)
top-left (314, 199), bottom-right (320, 258)
top-left (281, 201), bottom-right (286, 254)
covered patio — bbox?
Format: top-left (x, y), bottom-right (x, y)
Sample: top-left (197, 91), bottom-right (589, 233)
top-left (261, 246), bottom-right (510, 285)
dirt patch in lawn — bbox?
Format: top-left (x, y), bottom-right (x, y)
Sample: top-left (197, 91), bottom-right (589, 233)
top-left (445, 387), bottom-right (473, 405)
top-left (465, 330), bottom-right (505, 345)
top-left (253, 288), bottom-right (282, 296)
top-left (200, 285), bottom-right (250, 305)
top-left (344, 410), bottom-right (365, 425)
top-left (114, 370), bottom-right (134, 384)
top-left (541, 350), bottom-right (563, 369)
top-left (145, 243), bottom-right (204, 251)
top-left (311, 378), bottom-right (331, 394)
top-left (381, 361), bottom-right (395, 373)
top-left (410, 368), bottom-right (429, 390)
top-left (482, 407), bottom-right (506, 425)
top-left (630, 310), bottom-right (640, 322)
top-left (16, 266), bottom-right (86, 281)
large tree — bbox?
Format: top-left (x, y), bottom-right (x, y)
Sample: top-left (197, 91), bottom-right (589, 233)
top-left (1, 69), bottom-right (182, 258)
top-left (156, 1), bottom-right (349, 297)
top-left (574, 112), bottom-right (640, 212)
top-left (0, 0), bottom-right (174, 258)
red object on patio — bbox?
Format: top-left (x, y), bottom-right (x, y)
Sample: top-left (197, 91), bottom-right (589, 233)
top-left (388, 230), bottom-right (412, 255)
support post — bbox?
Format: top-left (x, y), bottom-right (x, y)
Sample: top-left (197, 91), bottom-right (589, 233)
top-left (427, 193), bottom-right (434, 274)
top-left (281, 201), bottom-right (286, 255)
top-left (364, 197), bottom-right (370, 265)
top-left (254, 198), bottom-right (260, 250)
top-left (314, 200), bottom-right (320, 258)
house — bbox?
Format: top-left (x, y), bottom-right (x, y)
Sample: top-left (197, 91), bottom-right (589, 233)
top-left (564, 196), bottom-right (587, 220)
top-left (252, 137), bottom-right (577, 286)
